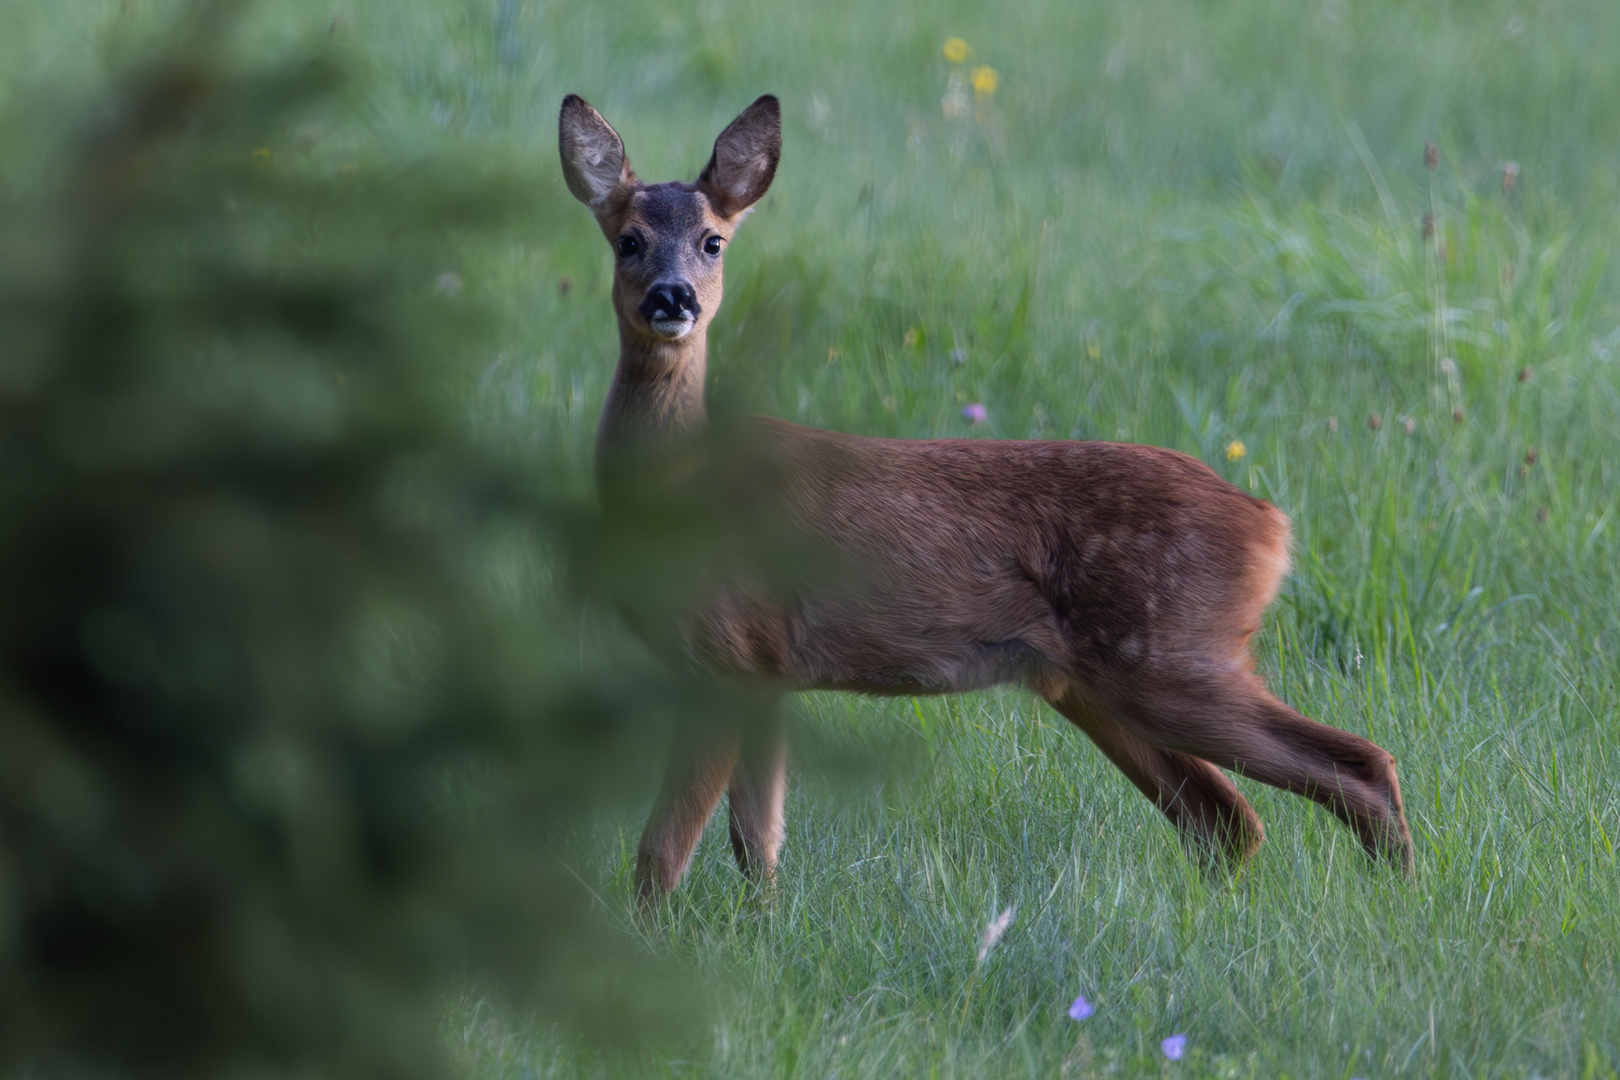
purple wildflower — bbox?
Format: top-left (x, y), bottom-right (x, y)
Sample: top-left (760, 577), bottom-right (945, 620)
top-left (962, 402), bottom-right (988, 424)
top-left (1067, 994), bottom-right (1094, 1021)
top-left (1161, 1034), bottom-right (1186, 1061)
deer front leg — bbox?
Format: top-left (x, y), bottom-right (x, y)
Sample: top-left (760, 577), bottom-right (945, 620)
top-left (635, 728), bottom-right (738, 904)
top-left (727, 697), bottom-right (787, 888)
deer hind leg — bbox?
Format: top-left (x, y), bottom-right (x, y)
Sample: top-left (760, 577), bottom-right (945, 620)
top-left (1109, 669), bottom-right (1414, 871)
top-left (726, 697), bottom-right (787, 888)
top-left (1044, 686), bottom-right (1264, 865)
top-left (635, 730), bottom-right (739, 904)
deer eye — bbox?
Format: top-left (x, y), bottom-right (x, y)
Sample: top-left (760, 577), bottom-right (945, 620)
top-left (616, 234), bottom-right (640, 257)
top-left (702, 235), bottom-right (723, 256)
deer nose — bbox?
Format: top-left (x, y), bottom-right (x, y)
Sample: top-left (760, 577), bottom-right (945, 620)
top-left (639, 282), bottom-right (700, 324)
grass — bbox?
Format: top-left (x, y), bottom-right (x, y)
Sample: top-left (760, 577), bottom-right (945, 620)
top-left (11, 0), bottom-right (1620, 1076)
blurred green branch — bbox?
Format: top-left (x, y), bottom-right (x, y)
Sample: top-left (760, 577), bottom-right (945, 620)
top-left (0, 10), bottom-right (734, 1078)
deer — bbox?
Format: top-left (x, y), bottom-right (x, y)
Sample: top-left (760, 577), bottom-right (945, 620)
top-left (558, 93), bottom-right (1414, 903)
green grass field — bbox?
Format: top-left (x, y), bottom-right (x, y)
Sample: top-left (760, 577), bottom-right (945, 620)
top-left (10, 1), bottom-right (1620, 1076)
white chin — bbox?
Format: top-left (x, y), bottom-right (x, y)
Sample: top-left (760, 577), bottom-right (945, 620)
top-left (649, 317), bottom-right (695, 340)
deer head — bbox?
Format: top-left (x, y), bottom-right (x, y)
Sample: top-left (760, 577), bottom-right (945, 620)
top-left (559, 94), bottom-right (780, 347)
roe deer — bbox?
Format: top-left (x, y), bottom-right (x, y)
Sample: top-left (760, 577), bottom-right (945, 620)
top-left (558, 93), bottom-right (1414, 901)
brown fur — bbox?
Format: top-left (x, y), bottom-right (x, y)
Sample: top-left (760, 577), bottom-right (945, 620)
top-left (559, 94), bottom-right (1414, 902)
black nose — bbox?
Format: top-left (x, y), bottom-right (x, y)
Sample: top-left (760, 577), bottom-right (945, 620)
top-left (639, 282), bottom-right (700, 323)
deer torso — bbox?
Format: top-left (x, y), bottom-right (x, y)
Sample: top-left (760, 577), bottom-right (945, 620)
top-left (679, 418), bottom-right (1288, 700)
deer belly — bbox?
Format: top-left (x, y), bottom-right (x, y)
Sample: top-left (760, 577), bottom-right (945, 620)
top-left (683, 593), bottom-right (1046, 693)
top-left (778, 596), bottom-right (1061, 695)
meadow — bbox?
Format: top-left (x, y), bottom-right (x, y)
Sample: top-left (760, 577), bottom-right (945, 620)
top-left (7, 1), bottom-right (1620, 1077)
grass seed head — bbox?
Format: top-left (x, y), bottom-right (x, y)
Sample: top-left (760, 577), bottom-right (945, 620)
top-left (977, 905), bottom-right (1015, 961)
top-left (942, 73), bottom-right (969, 119)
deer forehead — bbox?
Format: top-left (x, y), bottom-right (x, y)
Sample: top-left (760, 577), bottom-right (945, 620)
top-left (621, 184), bottom-right (726, 241)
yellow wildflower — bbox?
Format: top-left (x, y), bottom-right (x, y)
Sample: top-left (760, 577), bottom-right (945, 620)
top-left (1225, 440), bottom-right (1247, 461)
top-left (942, 38), bottom-right (969, 63)
top-left (250, 147), bottom-right (272, 164)
top-left (971, 65), bottom-right (998, 97)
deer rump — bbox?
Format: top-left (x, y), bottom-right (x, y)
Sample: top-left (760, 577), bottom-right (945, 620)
top-left (685, 417), bottom-right (1290, 708)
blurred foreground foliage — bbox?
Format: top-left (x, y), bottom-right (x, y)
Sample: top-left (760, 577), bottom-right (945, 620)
top-left (0, 14), bottom-right (744, 1079)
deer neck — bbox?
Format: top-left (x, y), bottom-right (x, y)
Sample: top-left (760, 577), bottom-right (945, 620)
top-left (596, 315), bottom-right (709, 482)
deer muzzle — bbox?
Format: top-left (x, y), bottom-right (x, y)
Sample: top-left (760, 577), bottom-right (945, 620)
top-left (639, 281), bottom-right (701, 339)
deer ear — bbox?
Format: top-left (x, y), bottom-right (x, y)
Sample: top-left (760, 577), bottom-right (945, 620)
top-left (696, 95), bottom-right (780, 220)
top-left (559, 95), bottom-right (635, 215)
